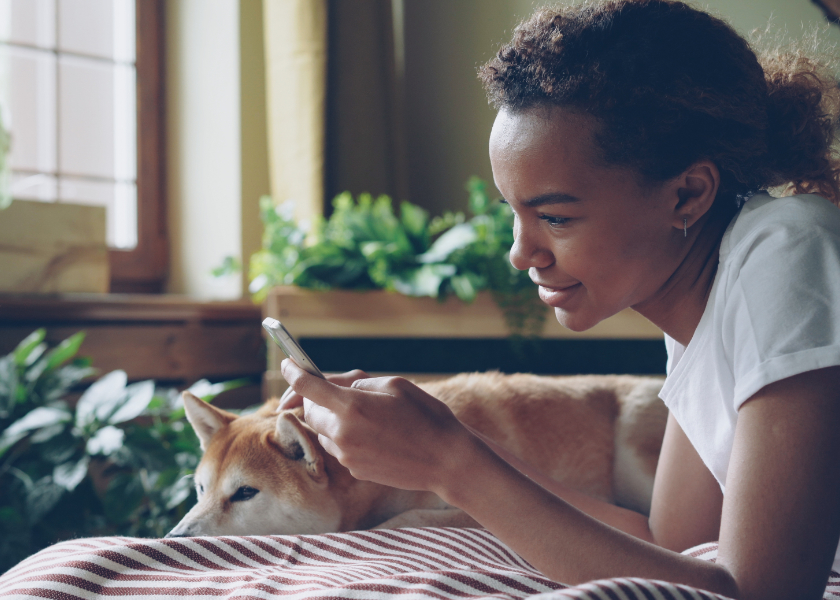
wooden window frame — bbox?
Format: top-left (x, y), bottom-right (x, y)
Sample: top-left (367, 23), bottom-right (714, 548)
top-left (109, 0), bottom-right (168, 293)
top-left (813, 0), bottom-right (840, 24)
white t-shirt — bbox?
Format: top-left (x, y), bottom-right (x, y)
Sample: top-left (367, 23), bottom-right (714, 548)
top-left (658, 192), bottom-right (840, 572)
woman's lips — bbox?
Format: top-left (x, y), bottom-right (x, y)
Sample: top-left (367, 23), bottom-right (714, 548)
top-left (538, 283), bottom-right (582, 307)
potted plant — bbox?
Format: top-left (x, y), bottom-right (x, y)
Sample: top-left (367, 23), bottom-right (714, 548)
top-left (251, 177), bottom-right (548, 335)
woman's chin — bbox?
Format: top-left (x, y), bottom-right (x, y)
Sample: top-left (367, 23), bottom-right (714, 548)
top-left (553, 307), bottom-right (601, 332)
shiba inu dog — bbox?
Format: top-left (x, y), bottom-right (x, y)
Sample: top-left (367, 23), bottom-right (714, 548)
top-left (167, 372), bottom-right (667, 538)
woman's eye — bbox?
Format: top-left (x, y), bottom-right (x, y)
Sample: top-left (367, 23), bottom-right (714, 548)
top-left (231, 486), bottom-right (260, 502)
top-left (539, 215), bottom-right (571, 228)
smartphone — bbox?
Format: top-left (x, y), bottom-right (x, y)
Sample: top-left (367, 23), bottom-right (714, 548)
top-left (262, 318), bottom-right (326, 379)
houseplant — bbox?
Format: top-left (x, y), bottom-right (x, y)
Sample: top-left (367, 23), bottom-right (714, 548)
top-left (0, 329), bottom-right (245, 572)
top-left (248, 177), bottom-right (548, 339)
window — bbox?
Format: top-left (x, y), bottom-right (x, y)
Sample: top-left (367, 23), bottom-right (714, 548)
top-left (0, 0), bottom-right (166, 292)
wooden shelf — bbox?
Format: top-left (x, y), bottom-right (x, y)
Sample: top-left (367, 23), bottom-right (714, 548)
top-left (0, 294), bottom-right (265, 391)
top-left (262, 286), bottom-right (665, 397)
top-left (264, 286), bottom-right (663, 339)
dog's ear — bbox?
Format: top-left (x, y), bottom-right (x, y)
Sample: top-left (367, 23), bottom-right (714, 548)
top-left (182, 391), bottom-right (236, 450)
top-left (275, 412), bottom-right (325, 483)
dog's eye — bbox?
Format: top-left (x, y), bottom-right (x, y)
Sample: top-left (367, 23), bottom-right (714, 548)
top-left (198, 484), bottom-right (204, 495)
top-left (230, 486), bottom-right (259, 502)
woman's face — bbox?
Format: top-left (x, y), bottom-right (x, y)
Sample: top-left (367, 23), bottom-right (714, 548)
top-left (489, 107), bottom-right (684, 332)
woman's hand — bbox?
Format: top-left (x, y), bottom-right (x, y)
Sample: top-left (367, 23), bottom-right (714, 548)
top-left (280, 358), bottom-right (474, 493)
top-left (277, 368), bottom-right (372, 410)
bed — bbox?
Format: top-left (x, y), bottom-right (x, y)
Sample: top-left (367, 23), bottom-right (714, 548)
top-left (2, 527), bottom-right (838, 599)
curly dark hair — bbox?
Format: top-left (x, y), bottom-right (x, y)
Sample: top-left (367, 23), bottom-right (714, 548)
top-left (479, 0), bottom-right (840, 204)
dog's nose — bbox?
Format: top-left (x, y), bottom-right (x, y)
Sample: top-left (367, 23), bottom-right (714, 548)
top-left (164, 530), bottom-right (188, 538)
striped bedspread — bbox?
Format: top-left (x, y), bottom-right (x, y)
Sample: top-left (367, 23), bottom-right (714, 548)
top-left (1, 528), bottom-right (838, 600)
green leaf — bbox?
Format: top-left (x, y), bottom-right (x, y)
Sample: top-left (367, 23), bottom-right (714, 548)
top-left (13, 329), bottom-right (45, 367)
top-left (103, 473), bottom-right (144, 524)
top-left (211, 255), bottom-right (242, 278)
top-left (43, 363), bottom-right (97, 403)
top-left (2, 406), bottom-right (72, 440)
top-left (450, 275), bottom-right (477, 303)
top-left (44, 331), bottom-right (85, 371)
top-left (418, 224), bottom-right (478, 264)
top-left (0, 431), bottom-right (26, 458)
top-left (392, 264), bottom-right (456, 297)
top-left (466, 176), bottom-right (491, 215)
top-left (38, 430), bottom-right (80, 464)
top-left (75, 370), bottom-right (128, 429)
top-left (53, 456), bottom-right (90, 491)
top-left (22, 343), bottom-right (47, 368)
top-left (23, 355), bottom-right (50, 383)
top-left (29, 423), bottom-right (67, 445)
top-left (400, 202), bottom-right (429, 240)
top-left (86, 426), bottom-right (125, 456)
top-left (163, 475), bottom-right (195, 509)
top-left (186, 378), bottom-right (250, 403)
top-left (107, 380), bottom-right (154, 424)
top-left (0, 355), bottom-right (18, 416)
top-left (26, 477), bottom-right (65, 524)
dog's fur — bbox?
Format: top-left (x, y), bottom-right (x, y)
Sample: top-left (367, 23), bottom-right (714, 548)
top-left (167, 372), bottom-right (667, 538)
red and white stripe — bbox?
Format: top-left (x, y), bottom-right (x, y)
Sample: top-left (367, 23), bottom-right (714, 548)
top-left (1, 530), bottom-right (837, 600)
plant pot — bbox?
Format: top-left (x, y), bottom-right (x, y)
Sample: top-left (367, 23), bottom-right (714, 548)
top-left (262, 286), bottom-right (663, 396)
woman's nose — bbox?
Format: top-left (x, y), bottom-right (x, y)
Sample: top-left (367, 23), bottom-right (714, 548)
top-left (509, 218), bottom-right (553, 271)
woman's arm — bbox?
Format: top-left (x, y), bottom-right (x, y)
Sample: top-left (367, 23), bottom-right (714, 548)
top-left (648, 413), bottom-right (723, 552)
top-left (462, 423), bottom-right (658, 542)
top-left (716, 366), bottom-right (840, 599)
top-left (470, 411), bottom-right (726, 551)
top-left (282, 358), bottom-right (840, 598)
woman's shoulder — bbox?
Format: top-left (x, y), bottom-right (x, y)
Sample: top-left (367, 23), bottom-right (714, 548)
top-left (722, 192), bottom-right (840, 262)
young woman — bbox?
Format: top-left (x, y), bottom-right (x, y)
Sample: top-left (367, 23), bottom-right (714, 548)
top-left (279, 1), bottom-right (840, 597)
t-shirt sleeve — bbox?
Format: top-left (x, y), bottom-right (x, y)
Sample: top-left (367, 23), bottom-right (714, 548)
top-left (724, 218), bottom-right (840, 411)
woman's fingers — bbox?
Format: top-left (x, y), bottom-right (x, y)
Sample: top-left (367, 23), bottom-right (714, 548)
top-left (278, 367), bottom-right (372, 411)
top-left (280, 358), bottom-right (348, 410)
top-left (302, 396), bottom-right (340, 440)
top-left (277, 385), bottom-right (298, 410)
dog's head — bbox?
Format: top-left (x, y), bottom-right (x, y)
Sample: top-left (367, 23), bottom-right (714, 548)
top-left (166, 392), bottom-right (342, 537)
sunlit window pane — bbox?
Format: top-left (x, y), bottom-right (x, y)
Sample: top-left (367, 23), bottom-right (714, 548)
top-left (2, 0), bottom-right (138, 249)
top-left (57, 0), bottom-right (134, 62)
top-left (10, 172), bottom-right (57, 202)
top-left (0, 45), bottom-right (56, 174)
top-left (58, 56), bottom-right (116, 178)
top-left (0, 0), bottom-right (56, 49)
top-left (113, 63), bottom-right (136, 181)
top-left (57, 176), bottom-right (136, 248)
top-left (113, 181), bottom-right (137, 249)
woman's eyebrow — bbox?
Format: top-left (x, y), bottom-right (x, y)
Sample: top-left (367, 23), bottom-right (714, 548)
top-left (501, 193), bottom-right (582, 207)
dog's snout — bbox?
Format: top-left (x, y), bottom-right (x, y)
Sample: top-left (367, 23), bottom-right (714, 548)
top-left (165, 529), bottom-right (191, 538)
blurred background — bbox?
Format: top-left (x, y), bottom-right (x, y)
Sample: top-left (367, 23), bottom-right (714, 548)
top-left (0, 0), bottom-right (838, 397)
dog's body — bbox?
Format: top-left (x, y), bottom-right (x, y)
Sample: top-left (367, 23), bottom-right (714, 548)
top-left (167, 372), bottom-right (667, 538)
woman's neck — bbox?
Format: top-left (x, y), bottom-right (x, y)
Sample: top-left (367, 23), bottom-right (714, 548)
top-left (633, 199), bottom-right (738, 347)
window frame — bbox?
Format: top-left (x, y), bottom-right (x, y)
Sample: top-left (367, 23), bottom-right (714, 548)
top-left (109, 0), bottom-right (167, 293)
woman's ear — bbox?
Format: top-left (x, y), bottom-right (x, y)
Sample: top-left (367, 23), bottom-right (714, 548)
top-left (672, 160), bottom-right (720, 231)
